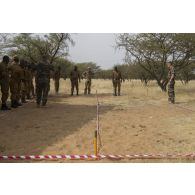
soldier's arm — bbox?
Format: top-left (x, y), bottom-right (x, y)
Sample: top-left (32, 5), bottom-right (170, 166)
top-left (82, 71), bottom-right (86, 78)
top-left (120, 72), bottom-right (123, 82)
top-left (170, 67), bottom-right (175, 82)
top-left (78, 72), bottom-right (81, 82)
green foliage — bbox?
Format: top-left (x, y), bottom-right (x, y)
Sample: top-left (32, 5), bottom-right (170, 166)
top-left (9, 33), bottom-right (74, 64)
top-left (117, 33), bottom-right (195, 91)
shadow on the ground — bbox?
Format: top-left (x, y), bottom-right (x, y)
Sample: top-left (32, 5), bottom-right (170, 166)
top-left (0, 97), bottom-right (114, 159)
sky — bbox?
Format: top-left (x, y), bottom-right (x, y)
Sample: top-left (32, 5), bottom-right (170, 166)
top-left (68, 33), bottom-right (126, 70)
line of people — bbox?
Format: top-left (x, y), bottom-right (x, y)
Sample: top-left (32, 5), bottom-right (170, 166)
top-left (0, 55), bottom-right (35, 110)
top-left (0, 54), bottom-right (124, 111)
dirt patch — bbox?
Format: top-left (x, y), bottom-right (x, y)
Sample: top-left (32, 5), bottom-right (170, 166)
top-left (1, 79), bottom-right (195, 163)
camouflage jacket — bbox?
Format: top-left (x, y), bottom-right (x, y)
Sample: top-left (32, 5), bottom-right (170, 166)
top-left (0, 62), bottom-right (9, 81)
top-left (82, 70), bottom-right (93, 81)
top-left (8, 62), bottom-right (24, 82)
top-left (112, 70), bottom-right (122, 81)
top-left (35, 62), bottom-right (54, 83)
top-left (54, 69), bottom-right (61, 80)
top-left (168, 66), bottom-right (175, 82)
top-left (70, 70), bottom-right (80, 81)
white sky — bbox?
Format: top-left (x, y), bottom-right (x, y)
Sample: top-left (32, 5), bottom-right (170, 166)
top-left (68, 33), bottom-right (126, 69)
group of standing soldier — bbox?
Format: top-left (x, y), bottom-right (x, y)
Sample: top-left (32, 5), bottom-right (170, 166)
top-left (0, 55), bottom-right (176, 111)
top-left (0, 55), bottom-right (35, 110)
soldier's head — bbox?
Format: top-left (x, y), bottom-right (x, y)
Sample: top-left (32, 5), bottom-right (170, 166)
top-left (167, 61), bottom-right (173, 69)
top-left (42, 55), bottom-right (48, 63)
top-left (20, 59), bottom-right (25, 67)
top-left (2, 55), bottom-right (10, 64)
top-left (74, 66), bottom-right (78, 71)
top-left (13, 55), bottom-right (19, 63)
top-left (114, 66), bottom-right (118, 72)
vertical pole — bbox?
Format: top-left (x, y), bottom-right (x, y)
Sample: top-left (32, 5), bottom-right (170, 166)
top-left (94, 90), bottom-right (99, 158)
top-left (94, 130), bottom-right (98, 157)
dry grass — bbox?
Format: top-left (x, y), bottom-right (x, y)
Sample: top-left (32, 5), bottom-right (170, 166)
top-left (1, 79), bottom-right (195, 162)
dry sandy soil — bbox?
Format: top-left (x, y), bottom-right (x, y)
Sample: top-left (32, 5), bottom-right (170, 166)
top-left (1, 79), bottom-right (195, 163)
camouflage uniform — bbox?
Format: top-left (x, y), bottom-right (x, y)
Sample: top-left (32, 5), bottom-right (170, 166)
top-left (70, 68), bottom-right (80, 96)
top-left (8, 59), bottom-right (24, 107)
top-left (168, 66), bottom-right (175, 103)
top-left (25, 66), bottom-right (32, 99)
top-left (35, 61), bottom-right (53, 106)
top-left (53, 68), bottom-right (61, 93)
top-left (20, 63), bottom-right (28, 103)
top-left (112, 69), bottom-right (122, 96)
top-left (0, 61), bottom-right (10, 109)
top-left (29, 67), bottom-right (35, 97)
top-left (82, 69), bottom-right (93, 94)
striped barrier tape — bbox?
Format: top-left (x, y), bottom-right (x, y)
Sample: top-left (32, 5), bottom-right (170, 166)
top-left (1, 153), bottom-right (195, 160)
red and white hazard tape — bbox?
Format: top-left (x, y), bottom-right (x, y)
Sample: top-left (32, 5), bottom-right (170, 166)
top-left (1, 153), bottom-right (195, 160)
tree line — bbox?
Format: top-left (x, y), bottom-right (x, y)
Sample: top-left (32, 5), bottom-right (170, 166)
top-left (1, 33), bottom-right (195, 90)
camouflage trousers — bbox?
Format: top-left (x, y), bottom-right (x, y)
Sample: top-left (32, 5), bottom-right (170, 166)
top-left (36, 81), bottom-right (49, 105)
top-left (25, 81), bottom-right (32, 99)
top-left (168, 81), bottom-right (175, 103)
top-left (54, 79), bottom-right (60, 93)
top-left (71, 79), bottom-right (79, 95)
top-left (21, 81), bottom-right (27, 102)
top-left (10, 79), bottom-right (21, 102)
top-left (0, 79), bottom-right (9, 104)
top-left (113, 80), bottom-right (121, 96)
top-left (84, 80), bottom-right (91, 94)
top-left (30, 80), bottom-right (35, 96)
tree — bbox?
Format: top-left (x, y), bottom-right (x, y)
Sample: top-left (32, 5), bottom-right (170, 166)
top-left (117, 33), bottom-right (195, 91)
top-left (10, 33), bottom-right (74, 64)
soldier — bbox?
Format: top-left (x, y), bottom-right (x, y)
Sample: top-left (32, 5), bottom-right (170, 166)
top-left (70, 66), bottom-right (80, 96)
top-left (0, 55), bottom-right (10, 110)
top-left (29, 63), bottom-right (35, 97)
top-left (53, 66), bottom-right (61, 94)
top-left (82, 67), bottom-right (94, 95)
top-left (167, 62), bottom-right (175, 104)
top-left (20, 60), bottom-right (28, 103)
top-left (25, 63), bottom-right (32, 99)
top-left (112, 66), bottom-right (122, 96)
top-left (8, 56), bottom-right (23, 108)
top-left (34, 55), bottom-right (53, 107)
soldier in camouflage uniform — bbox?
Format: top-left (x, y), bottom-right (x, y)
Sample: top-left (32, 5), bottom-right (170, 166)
top-left (34, 56), bottom-right (53, 107)
top-left (82, 67), bottom-right (94, 95)
top-left (0, 55), bottom-right (10, 110)
top-left (8, 56), bottom-right (24, 108)
top-left (20, 60), bottom-right (28, 103)
top-left (167, 62), bottom-right (175, 104)
top-left (25, 64), bottom-right (32, 99)
top-left (70, 66), bottom-right (80, 96)
top-left (29, 63), bottom-right (35, 97)
top-left (53, 66), bottom-right (61, 94)
top-left (112, 66), bottom-right (122, 96)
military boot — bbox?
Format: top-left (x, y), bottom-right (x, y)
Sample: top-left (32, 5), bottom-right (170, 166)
top-left (22, 98), bottom-right (27, 103)
top-left (16, 101), bottom-right (22, 106)
top-left (11, 100), bottom-right (18, 108)
top-left (1, 103), bottom-right (11, 111)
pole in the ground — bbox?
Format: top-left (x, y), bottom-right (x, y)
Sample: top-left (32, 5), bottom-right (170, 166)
top-left (93, 90), bottom-right (99, 158)
top-left (94, 130), bottom-right (98, 157)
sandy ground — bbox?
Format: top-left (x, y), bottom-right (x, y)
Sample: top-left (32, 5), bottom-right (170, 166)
top-left (1, 79), bottom-right (195, 163)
